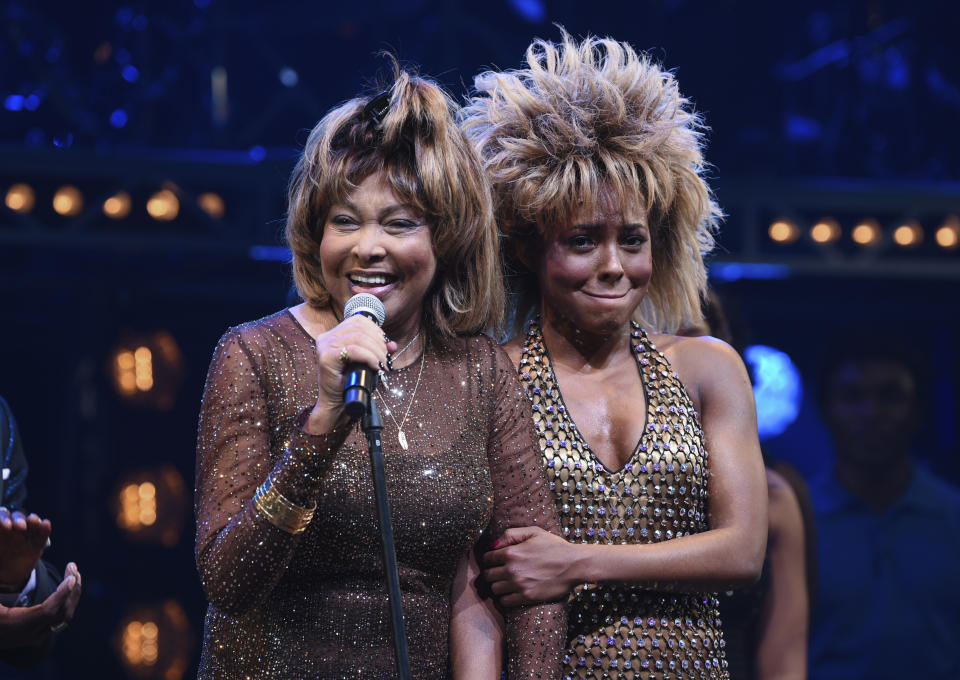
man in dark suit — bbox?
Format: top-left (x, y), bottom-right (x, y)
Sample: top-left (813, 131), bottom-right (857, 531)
top-left (0, 395), bottom-right (81, 667)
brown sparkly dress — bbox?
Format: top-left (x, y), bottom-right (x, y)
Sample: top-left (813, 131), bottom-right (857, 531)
top-left (518, 322), bottom-right (728, 680)
top-left (195, 310), bottom-right (565, 679)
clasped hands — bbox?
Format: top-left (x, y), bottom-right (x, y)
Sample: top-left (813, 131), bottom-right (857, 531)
top-left (482, 526), bottom-right (580, 607)
top-left (0, 506), bottom-right (81, 650)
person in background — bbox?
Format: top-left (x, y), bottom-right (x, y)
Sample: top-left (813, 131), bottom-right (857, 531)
top-left (808, 335), bottom-right (960, 680)
top-left (462, 32), bottom-right (768, 679)
top-left (682, 291), bottom-right (811, 680)
top-left (0, 395), bottom-right (82, 668)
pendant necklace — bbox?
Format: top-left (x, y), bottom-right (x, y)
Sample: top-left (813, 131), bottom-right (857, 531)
top-left (376, 340), bottom-right (426, 451)
top-left (387, 330), bottom-right (421, 370)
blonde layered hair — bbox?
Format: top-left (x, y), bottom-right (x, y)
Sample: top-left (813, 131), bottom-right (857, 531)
top-left (286, 69), bottom-right (504, 339)
top-left (461, 32), bottom-right (721, 333)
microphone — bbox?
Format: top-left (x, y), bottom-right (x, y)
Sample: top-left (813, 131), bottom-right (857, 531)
top-left (342, 293), bottom-right (386, 419)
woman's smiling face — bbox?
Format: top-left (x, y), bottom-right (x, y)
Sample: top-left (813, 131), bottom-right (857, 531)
top-left (319, 171), bottom-right (437, 339)
top-left (537, 196), bottom-right (652, 336)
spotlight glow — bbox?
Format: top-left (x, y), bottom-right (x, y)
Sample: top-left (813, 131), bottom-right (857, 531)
top-left (197, 192), bottom-right (225, 219)
top-left (810, 218), bottom-right (841, 244)
top-left (851, 219), bottom-right (882, 246)
top-left (5, 183), bottom-right (35, 213)
top-left (146, 189), bottom-right (179, 221)
top-left (103, 191), bottom-right (132, 219)
top-left (53, 185), bottom-right (83, 216)
top-left (893, 221), bottom-right (923, 247)
top-left (935, 216), bottom-right (959, 249)
top-left (768, 219), bottom-right (800, 244)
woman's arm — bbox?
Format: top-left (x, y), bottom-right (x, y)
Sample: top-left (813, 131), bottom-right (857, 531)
top-left (755, 469), bottom-right (808, 680)
top-left (194, 330), bottom-right (344, 616)
top-left (450, 548), bottom-right (504, 680)
top-left (485, 337), bottom-right (768, 602)
top-left (485, 340), bottom-right (567, 679)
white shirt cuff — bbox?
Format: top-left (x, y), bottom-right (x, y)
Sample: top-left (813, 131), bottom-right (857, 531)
top-left (0, 568), bottom-right (37, 607)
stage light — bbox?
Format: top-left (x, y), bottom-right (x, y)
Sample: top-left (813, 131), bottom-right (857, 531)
top-left (115, 467), bottom-right (188, 546)
top-left (935, 216), bottom-right (959, 249)
top-left (5, 183), bottom-right (35, 213)
top-left (768, 219), bottom-right (800, 244)
top-left (893, 221), bottom-right (923, 247)
top-left (851, 219), bottom-right (882, 246)
top-left (810, 218), bottom-right (841, 244)
top-left (52, 185), bottom-right (83, 216)
top-left (116, 601), bottom-right (193, 680)
top-left (197, 192), bottom-right (225, 219)
top-left (744, 345), bottom-right (802, 441)
top-left (110, 331), bottom-right (184, 409)
top-left (103, 191), bottom-right (132, 219)
top-left (146, 189), bottom-right (179, 221)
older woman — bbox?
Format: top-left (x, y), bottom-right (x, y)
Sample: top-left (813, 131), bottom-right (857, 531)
top-left (195, 69), bottom-right (564, 679)
top-left (462, 34), bottom-right (768, 679)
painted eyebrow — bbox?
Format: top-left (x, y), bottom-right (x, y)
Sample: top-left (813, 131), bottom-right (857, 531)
top-left (334, 200), bottom-right (421, 221)
top-left (570, 222), bottom-right (649, 231)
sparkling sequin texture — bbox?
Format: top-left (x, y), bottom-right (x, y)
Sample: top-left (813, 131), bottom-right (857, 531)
top-left (195, 310), bottom-right (565, 679)
top-left (518, 322), bottom-right (729, 680)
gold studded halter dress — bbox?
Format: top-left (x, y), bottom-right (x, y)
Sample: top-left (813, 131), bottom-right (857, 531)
top-left (194, 311), bottom-right (565, 679)
top-left (518, 322), bottom-right (729, 680)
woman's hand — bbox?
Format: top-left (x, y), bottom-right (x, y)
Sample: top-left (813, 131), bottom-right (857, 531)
top-left (482, 526), bottom-right (579, 607)
top-left (302, 315), bottom-right (397, 434)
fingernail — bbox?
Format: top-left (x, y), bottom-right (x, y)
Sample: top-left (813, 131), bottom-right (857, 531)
top-left (492, 539), bottom-right (500, 548)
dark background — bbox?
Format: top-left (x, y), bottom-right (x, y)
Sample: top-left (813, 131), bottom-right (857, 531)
top-left (1, 1), bottom-right (958, 677)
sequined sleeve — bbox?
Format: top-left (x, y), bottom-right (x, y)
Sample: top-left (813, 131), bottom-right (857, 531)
top-left (194, 329), bottom-right (343, 616)
top-left (485, 340), bottom-right (567, 679)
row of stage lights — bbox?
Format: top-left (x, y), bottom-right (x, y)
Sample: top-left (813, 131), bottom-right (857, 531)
top-left (110, 331), bottom-right (192, 677)
top-left (768, 216), bottom-right (960, 249)
top-left (3, 182), bottom-right (225, 221)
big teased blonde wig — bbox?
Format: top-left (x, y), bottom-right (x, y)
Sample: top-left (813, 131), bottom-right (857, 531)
top-left (461, 32), bottom-right (721, 333)
top-left (286, 67), bottom-right (504, 339)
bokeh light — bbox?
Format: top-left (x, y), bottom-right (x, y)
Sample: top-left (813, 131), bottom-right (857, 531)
top-left (197, 192), bottom-right (225, 219)
top-left (103, 191), bottom-right (132, 219)
top-left (114, 467), bottom-right (188, 546)
top-left (893, 221), bottom-right (923, 247)
top-left (146, 189), bottom-right (179, 221)
top-left (935, 216), bottom-right (959, 249)
top-left (115, 601), bottom-right (193, 680)
top-left (768, 218), bottom-right (800, 244)
top-left (53, 185), bottom-right (84, 216)
top-left (851, 219), bottom-right (882, 246)
top-left (810, 218), bottom-right (841, 244)
top-left (5, 183), bottom-right (35, 213)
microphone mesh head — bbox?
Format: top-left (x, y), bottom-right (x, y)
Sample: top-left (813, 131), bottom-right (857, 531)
top-left (343, 293), bottom-right (386, 327)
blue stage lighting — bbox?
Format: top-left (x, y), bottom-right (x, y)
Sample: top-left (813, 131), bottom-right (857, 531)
top-left (248, 246), bottom-right (291, 262)
top-left (510, 0), bottom-right (546, 22)
top-left (710, 262), bottom-right (791, 283)
top-left (111, 109), bottom-right (129, 128)
top-left (122, 65), bottom-right (140, 83)
top-left (4, 95), bottom-right (25, 111)
top-left (744, 345), bottom-right (802, 441)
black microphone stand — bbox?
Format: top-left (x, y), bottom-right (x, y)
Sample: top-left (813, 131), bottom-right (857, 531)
top-left (361, 397), bottom-right (412, 680)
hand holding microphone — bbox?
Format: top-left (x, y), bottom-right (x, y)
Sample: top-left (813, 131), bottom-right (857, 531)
top-left (304, 294), bottom-right (395, 434)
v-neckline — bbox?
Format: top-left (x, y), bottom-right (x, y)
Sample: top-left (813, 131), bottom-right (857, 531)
top-left (534, 323), bottom-right (652, 477)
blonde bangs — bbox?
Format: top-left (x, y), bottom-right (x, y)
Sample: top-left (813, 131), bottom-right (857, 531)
top-left (463, 30), bottom-right (721, 333)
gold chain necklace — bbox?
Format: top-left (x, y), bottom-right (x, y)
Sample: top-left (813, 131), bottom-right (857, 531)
top-left (376, 342), bottom-right (426, 451)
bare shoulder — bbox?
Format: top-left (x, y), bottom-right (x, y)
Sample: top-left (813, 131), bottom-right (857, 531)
top-left (501, 336), bottom-right (524, 367)
top-left (649, 333), bottom-right (749, 408)
top-left (765, 467), bottom-right (803, 534)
